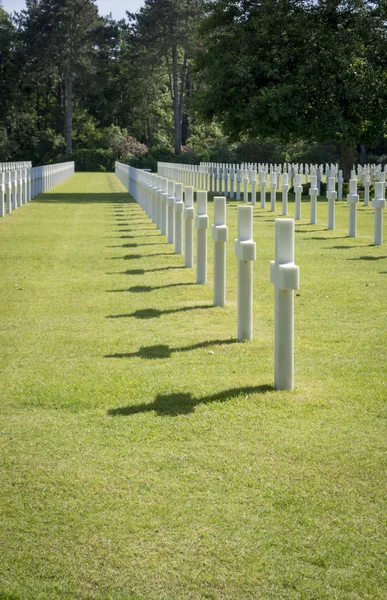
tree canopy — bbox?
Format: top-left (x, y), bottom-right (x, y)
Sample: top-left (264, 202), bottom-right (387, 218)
top-left (197, 0), bottom-right (387, 173)
top-left (0, 0), bottom-right (387, 172)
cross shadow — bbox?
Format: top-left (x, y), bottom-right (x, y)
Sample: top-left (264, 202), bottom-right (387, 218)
top-left (40, 192), bottom-right (134, 204)
top-left (115, 220), bottom-right (150, 224)
top-left (115, 228), bottom-right (156, 232)
top-left (109, 254), bottom-right (143, 261)
top-left (112, 209), bottom-right (142, 214)
top-left (348, 255), bottom-right (387, 261)
top-left (106, 304), bottom-right (213, 319)
top-left (295, 228), bottom-right (327, 233)
top-left (134, 241), bottom-right (167, 246)
top-left (107, 243), bottom-right (138, 249)
top-left (115, 233), bottom-right (160, 239)
top-left (108, 384), bottom-right (274, 417)
top-left (329, 244), bottom-right (373, 250)
top-left (108, 282), bottom-right (195, 293)
top-left (105, 338), bottom-right (237, 360)
top-left (109, 252), bottom-right (174, 260)
top-left (106, 266), bottom-right (185, 276)
top-left (311, 236), bottom-right (346, 241)
top-left (107, 242), bottom-right (167, 248)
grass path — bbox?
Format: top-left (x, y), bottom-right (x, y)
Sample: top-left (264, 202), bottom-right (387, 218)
top-left (0, 172), bottom-right (386, 600)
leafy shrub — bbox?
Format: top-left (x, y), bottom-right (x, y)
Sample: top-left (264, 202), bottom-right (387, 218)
top-left (68, 148), bottom-right (115, 172)
top-left (367, 153), bottom-right (387, 167)
top-left (102, 125), bottom-right (148, 161)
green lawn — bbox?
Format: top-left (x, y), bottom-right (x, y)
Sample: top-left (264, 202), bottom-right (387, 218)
top-left (0, 172), bottom-right (386, 600)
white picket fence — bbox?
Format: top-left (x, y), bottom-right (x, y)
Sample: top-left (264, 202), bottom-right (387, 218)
top-left (0, 161), bottom-right (75, 218)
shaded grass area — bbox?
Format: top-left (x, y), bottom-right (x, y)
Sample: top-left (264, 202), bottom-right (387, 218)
top-left (0, 173), bottom-right (386, 600)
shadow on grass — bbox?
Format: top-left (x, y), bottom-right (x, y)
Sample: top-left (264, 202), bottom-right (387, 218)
top-left (40, 192), bottom-right (134, 204)
top-left (107, 304), bottom-right (213, 320)
top-left (108, 384), bottom-right (274, 417)
top-left (115, 233), bottom-right (160, 239)
top-left (115, 228), bottom-right (156, 233)
top-left (109, 252), bottom-right (175, 260)
top-left (112, 209), bottom-right (142, 214)
top-left (311, 236), bottom-right (346, 241)
top-left (295, 228), bottom-right (328, 233)
top-left (107, 241), bottom-right (167, 248)
top-left (116, 223), bottom-right (150, 228)
top-left (105, 338), bottom-right (237, 360)
top-left (114, 222), bottom-right (151, 227)
top-left (107, 243), bottom-right (138, 249)
top-left (115, 218), bottom-right (150, 222)
top-left (107, 266), bottom-right (185, 275)
top-left (348, 255), bottom-right (387, 261)
top-left (329, 244), bottom-right (374, 250)
top-left (109, 254), bottom-right (143, 261)
top-left (108, 282), bottom-right (195, 293)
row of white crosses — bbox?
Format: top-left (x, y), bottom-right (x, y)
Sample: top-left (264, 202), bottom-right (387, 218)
top-left (0, 162), bottom-right (75, 218)
top-left (158, 161), bottom-right (386, 246)
top-left (115, 162), bottom-right (300, 391)
top-left (158, 161), bottom-right (343, 200)
top-left (0, 161), bottom-right (32, 172)
top-left (158, 162), bottom-right (339, 212)
top-left (160, 160), bottom-right (387, 196)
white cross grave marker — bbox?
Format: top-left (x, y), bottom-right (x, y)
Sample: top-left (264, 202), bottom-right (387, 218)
top-left (196, 191), bottom-right (209, 284)
top-left (270, 218), bottom-right (300, 391)
top-left (373, 181), bottom-right (385, 246)
top-left (212, 196), bottom-right (228, 306)
top-left (174, 183), bottom-right (184, 255)
top-left (235, 205), bottom-right (256, 341)
top-left (184, 186), bottom-right (195, 267)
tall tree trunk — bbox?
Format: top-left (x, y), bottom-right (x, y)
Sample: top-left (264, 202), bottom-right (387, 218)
top-left (359, 144), bottom-right (367, 166)
top-left (65, 50), bottom-right (73, 157)
top-left (36, 84), bottom-right (40, 125)
top-left (340, 142), bottom-right (355, 180)
top-left (178, 53), bottom-right (188, 145)
top-left (65, 73), bottom-right (73, 157)
top-left (172, 45), bottom-right (181, 155)
top-left (182, 71), bottom-right (191, 145)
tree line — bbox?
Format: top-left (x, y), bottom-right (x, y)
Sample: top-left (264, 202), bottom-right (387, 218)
top-left (0, 0), bottom-right (386, 176)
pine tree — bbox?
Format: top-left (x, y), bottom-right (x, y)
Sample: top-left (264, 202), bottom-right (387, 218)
top-left (19, 0), bottom-right (99, 156)
top-left (130, 0), bottom-right (204, 154)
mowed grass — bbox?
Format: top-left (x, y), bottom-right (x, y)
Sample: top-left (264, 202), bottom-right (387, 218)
top-left (0, 172), bottom-right (386, 600)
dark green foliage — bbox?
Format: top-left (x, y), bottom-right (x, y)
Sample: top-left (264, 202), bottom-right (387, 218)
top-left (1, 1), bottom-right (387, 168)
top-left (68, 148), bottom-right (115, 172)
top-left (127, 0), bottom-right (205, 154)
top-left (197, 0), bottom-right (387, 175)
